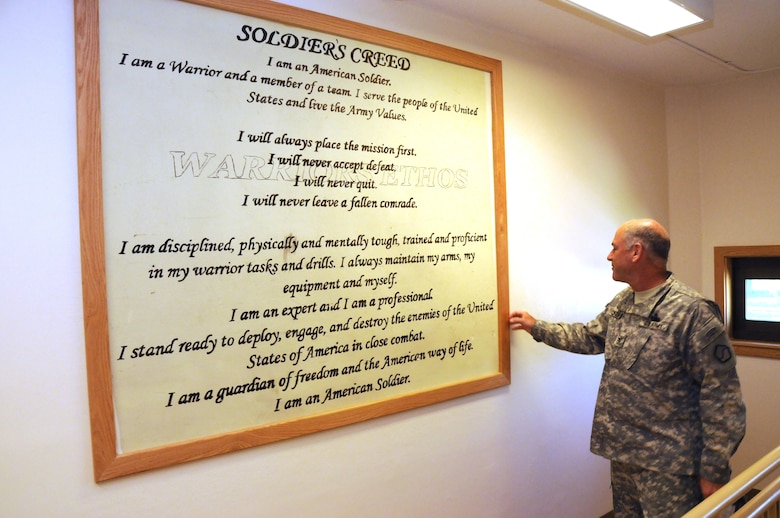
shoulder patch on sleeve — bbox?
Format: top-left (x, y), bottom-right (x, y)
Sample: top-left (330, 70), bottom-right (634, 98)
top-left (705, 332), bottom-right (737, 371)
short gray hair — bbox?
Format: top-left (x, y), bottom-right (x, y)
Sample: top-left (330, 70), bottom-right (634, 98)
top-left (623, 221), bottom-right (670, 263)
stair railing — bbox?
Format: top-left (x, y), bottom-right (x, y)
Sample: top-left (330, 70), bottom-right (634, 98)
top-left (682, 445), bottom-right (780, 518)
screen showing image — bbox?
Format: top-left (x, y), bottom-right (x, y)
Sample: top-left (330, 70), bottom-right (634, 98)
top-left (745, 279), bottom-right (780, 323)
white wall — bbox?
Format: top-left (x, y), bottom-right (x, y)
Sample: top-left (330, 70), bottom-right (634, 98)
top-left (667, 72), bottom-right (780, 476)
top-left (1, 1), bottom-right (679, 517)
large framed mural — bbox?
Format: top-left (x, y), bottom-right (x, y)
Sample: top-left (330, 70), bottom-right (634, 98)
top-left (75, 0), bottom-right (509, 480)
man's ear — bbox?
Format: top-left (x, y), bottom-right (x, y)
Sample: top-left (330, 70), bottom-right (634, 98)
top-left (631, 242), bottom-right (642, 262)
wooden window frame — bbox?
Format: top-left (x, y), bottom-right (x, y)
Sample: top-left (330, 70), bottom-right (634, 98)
top-left (714, 245), bottom-right (780, 360)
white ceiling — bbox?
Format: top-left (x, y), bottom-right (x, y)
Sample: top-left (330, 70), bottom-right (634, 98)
top-left (410, 0), bottom-right (780, 86)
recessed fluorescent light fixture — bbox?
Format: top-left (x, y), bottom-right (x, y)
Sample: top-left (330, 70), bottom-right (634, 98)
top-left (561, 0), bottom-right (713, 37)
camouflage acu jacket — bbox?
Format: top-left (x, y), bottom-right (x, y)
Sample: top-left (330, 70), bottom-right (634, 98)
top-left (531, 275), bottom-right (746, 483)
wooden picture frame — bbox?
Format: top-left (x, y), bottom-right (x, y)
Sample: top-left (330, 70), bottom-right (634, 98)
top-left (75, 0), bottom-right (509, 481)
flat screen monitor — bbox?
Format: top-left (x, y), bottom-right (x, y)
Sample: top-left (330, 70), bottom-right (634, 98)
top-left (732, 257), bottom-right (780, 342)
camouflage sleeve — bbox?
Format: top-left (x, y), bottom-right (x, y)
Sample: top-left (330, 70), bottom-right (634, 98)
top-left (684, 301), bottom-right (747, 484)
top-left (530, 310), bottom-right (608, 355)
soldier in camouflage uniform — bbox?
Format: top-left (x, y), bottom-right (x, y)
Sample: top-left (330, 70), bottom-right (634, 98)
top-left (509, 219), bottom-right (746, 518)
